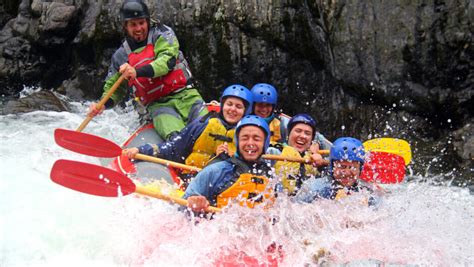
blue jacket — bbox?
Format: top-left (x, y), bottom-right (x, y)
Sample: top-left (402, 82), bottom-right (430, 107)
top-left (295, 176), bottom-right (380, 206)
top-left (138, 113), bottom-right (233, 163)
top-left (182, 156), bottom-right (272, 206)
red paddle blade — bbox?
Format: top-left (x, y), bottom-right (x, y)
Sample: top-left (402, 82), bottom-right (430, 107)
top-left (360, 151), bottom-right (406, 184)
top-left (54, 128), bottom-right (122, 157)
top-left (50, 159), bottom-right (136, 197)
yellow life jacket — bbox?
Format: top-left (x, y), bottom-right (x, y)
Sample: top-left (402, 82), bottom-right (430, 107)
top-left (185, 117), bottom-right (236, 169)
top-left (216, 173), bottom-right (274, 208)
top-left (275, 145), bottom-right (320, 195)
top-left (334, 188), bottom-right (348, 200)
top-left (269, 117), bottom-right (282, 144)
top-left (333, 187), bottom-right (371, 206)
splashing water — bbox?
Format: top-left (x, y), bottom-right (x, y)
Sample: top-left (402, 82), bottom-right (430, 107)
top-left (0, 103), bottom-right (473, 266)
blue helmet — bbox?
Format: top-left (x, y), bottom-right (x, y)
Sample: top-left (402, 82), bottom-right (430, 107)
top-left (235, 115), bottom-right (271, 153)
top-left (329, 137), bottom-right (365, 175)
top-left (287, 113), bottom-right (317, 139)
top-left (220, 84), bottom-right (253, 115)
top-left (251, 83), bottom-right (278, 106)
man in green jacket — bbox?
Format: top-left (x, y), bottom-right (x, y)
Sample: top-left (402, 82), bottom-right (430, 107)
top-left (89, 0), bottom-right (207, 140)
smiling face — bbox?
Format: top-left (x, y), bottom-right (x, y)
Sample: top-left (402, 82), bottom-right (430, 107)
top-left (238, 125), bottom-right (265, 162)
top-left (222, 97), bottom-right (246, 125)
top-left (288, 123), bottom-right (314, 153)
top-left (253, 103), bottom-right (273, 118)
top-left (124, 18), bottom-right (149, 42)
top-left (332, 160), bottom-right (361, 187)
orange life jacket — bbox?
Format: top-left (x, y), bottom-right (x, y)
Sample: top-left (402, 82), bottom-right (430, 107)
top-left (216, 173), bottom-right (274, 208)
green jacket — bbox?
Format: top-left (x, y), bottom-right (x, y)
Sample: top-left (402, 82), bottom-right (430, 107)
top-left (102, 23), bottom-right (184, 106)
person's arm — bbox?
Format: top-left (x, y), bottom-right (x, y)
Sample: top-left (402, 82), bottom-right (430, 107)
top-left (183, 162), bottom-right (233, 211)
top-left (101, 48), bottom-right (129, 106)
top-left (181, 168), bottom-right (213, 213)
top-left (156, 120), bottom-right (206, 162)
top-left (88, 49), bottom-right (129, 116)
top-left (132, 120), bottom-right (206, 162)
top-left (295, 177), bottom-right (330, 203)
top-left (182, 168), bottom-right (214, 201)
top-left (182, 163), bottom-right (222, 212)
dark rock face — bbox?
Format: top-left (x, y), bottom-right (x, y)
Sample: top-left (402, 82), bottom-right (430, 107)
top-left (0, 0), bottom-right (20, 28)
top-left (0, 0), bottom-right (472, 182)
top-left (1, 90), bottom-right (68, 114)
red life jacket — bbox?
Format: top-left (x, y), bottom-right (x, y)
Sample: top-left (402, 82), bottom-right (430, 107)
top-left (124, 34), bottom-right (191, 105)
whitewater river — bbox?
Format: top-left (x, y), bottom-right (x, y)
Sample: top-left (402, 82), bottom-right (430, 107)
top-left (1, 100), bottom-right (473, 266)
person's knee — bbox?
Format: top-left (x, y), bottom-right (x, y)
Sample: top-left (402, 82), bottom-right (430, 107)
top-left (153, 116), bottom-right (185, 139)
top-left (166, 131), bottom-right (180, 141)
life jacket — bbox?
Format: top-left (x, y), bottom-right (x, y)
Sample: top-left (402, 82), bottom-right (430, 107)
top-left (124, 33), bottom-right (192, 105)
top-left (185, 116), bottom-right (236, 169)
top-left (275, 145), bottom-right (320, 195)
top-left (269, 117), bottom-right (282, 144)
top-left (334, 188), bottom-right (349, 200)
top-left (329, 182), bottom-right (375, 205)
top-left (216, 157), bottom-right (274, 208)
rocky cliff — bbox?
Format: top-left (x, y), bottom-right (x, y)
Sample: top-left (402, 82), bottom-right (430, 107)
top-left (0, 0), bottom-right (472, 182)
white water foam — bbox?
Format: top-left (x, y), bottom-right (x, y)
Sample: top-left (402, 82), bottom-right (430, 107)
top-left (0, 104), bottom-right (472, 266)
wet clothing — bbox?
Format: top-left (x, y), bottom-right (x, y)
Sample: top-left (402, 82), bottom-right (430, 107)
top-left (262, 114), bottom-right (282, 144)
top-left (148, 89), bottom-right (207, 140)
top-left (125, 33), bottom-right (191, 105)
top-left (137, 112), bottom-right (236, 169)
top-left (183, 156), bottom-right (274, 208)
top-left (274, 145), bottom-right (320, 195)
top-left (101, 23), bottom-right (207, 139)
top-left (295, 176), bottom-right (379, 206)
top-left (184, 115), bottom-right (236, 169)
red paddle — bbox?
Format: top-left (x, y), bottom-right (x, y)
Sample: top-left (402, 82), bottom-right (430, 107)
top-left (360, 151), bottom-right (406, 184)
top-left (50, 159), bottom-right (221, 213)
top-left (50, 159), bottom-right (135, 197)
top-left (54, 128), bottom-right (200, 172)
top-left (55, 129), bottom-right (405, 184)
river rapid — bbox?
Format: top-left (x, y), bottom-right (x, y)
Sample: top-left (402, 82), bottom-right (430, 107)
top-left (0, 99), bottom-right (473, 266)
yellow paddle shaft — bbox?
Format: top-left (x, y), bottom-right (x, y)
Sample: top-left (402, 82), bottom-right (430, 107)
top-left (134, 151), bottom-right (330, 171)
top-left (134, 185), bottom-right (221, 213)
top-left (133, 153), bottom-right (202, 172)
top-left (262, 154), bottom-right (329, 165)
top-left (76, 75), bottom-right (126, 132)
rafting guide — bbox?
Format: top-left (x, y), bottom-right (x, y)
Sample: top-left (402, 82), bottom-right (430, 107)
top-left (88, 0), bottom-right (207, 140)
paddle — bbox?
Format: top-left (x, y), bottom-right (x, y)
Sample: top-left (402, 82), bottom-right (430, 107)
top-left (262, 154), bottom-right (329, 165)
top-left (56, 128), bottom-right (326, 170)
top-left (56, 128), bottom-right (406, 184)
top-left (54, 128), bottom-right (201, 173)
top-left (50, 159), bottom-right (221, 213)
top-left (363, 138), bottom-right (412, 165)
top-left (76, 74), bottom-right (126, 132)
top-left (360, 138), bottom-right (411, 184)
top-left (360, 151), bottom-right (406, 184)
